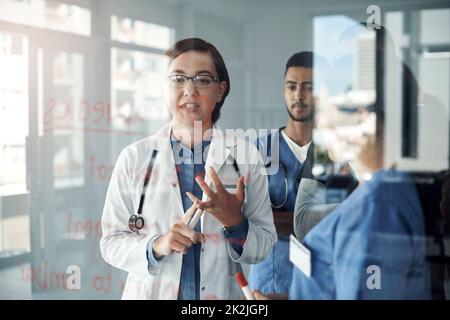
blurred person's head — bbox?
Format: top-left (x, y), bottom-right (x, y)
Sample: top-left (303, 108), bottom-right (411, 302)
top-left (316, 23), bottom-right (403, 181)
top-left (165, 38), bottom-right (229, 129)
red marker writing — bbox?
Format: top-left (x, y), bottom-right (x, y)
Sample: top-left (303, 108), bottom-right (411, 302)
top-left (235, 271), bottom-right (255, 300)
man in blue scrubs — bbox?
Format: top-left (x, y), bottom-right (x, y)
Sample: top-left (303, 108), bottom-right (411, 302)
top-left (249, 52), bottom-right (317, 295)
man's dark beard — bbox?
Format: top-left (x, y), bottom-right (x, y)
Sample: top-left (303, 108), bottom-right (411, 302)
top-left (286, 104), bottom-right (314, 122)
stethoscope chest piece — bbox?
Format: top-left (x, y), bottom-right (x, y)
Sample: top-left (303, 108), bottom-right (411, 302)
top-left (129, 214), bottom-right (145, 232)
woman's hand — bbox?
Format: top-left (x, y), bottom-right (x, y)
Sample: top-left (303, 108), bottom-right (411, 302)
top-left (152, 202), bottom-right (206, 258)
top-left (187, 167), bottom-right (245, 227)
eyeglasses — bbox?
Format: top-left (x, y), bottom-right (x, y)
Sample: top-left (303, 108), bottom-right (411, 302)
top-left (167, 74), bottom-right (220, 88)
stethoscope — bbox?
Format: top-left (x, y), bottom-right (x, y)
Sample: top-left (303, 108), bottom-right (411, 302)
top-left (128, 149), bottom-right (158, 233)
top-left (267, 132), bottom-right (314, 209)
top-left (268, 162), bottom-right (289, 209)
top-left (128, 149), bottom-right (241, 233)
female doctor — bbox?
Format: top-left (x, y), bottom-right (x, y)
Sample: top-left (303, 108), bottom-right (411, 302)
top-left (100, 38), bottom-right (276, 300)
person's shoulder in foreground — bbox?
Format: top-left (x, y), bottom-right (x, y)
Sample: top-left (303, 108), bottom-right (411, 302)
top-left (290, 169), bottom-right (431, 300)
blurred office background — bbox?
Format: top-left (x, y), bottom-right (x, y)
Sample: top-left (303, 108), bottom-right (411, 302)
top-left (0, 0), bottom-right (448, 299)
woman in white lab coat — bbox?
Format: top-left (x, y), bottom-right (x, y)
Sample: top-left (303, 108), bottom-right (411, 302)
top-left (100, 38), bottom-right (277, 300)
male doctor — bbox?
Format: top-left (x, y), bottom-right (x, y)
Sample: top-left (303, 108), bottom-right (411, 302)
top-left (100, 38), bottom-right (277, 300)
top-left (249, 52), bottom-right (317, 295)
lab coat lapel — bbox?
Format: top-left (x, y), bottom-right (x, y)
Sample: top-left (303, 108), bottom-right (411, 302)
top-left (146, 125), bottom-right (236, 214)
top-left (204, 127), bottom-right (234, 187)
top-left (146, 123), bottom-right (183, 214)
top-left (202, 128), bottom-right (236, 234)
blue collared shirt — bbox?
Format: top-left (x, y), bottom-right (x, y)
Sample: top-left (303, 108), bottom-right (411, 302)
top-left (146, 136), bottom-right (248, 300)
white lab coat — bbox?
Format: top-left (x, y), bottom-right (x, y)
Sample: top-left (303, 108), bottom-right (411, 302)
top-left (100, 123), bottom-right (277, 300)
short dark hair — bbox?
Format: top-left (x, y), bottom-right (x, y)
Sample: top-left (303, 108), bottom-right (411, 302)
top-left (284, 51), bottom-right (314, 77)
top-left (165, 38), bottom-right (230, 124)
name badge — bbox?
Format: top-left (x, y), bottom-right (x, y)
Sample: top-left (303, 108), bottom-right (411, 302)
top-left (289, 234), bottom-right (311, 278)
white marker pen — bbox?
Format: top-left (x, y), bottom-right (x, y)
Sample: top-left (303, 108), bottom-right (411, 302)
top-left (235, 272), bottom-right (255, 300)
top-left (188, 209), bottom-right (204, 229)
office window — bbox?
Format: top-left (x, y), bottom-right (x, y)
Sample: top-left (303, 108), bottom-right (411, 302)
top-left (111, 48), bottom-right (169, 133)
top-left (313, 16), bottom-right (377, 179)
top-left (420, 9), bottom-right (450, 46)
top-left (0, 215), bottom-right (30, 256)
top-left (0, 31), bottom-right (28, 195)
top-left (110, 16), bottom-right (173, 135)
top-left (111, 15), bottom-right (172, 50)
top-left (0, 0), bottom-right (91, 36)
top-left (384, 9), bottom-right (449, 171)
top-left (50, 52), bottom-right (85, 188)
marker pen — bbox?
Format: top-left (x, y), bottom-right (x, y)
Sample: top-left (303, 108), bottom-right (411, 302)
top-left (188, 209), bottom-right (204, 229)
top-left (235, 272), bottom-right (255, 300)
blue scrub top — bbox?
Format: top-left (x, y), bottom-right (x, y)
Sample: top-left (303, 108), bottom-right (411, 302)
top-left (249, 129), bottom-right (313, 294)
top-left (289, 169), bottom-right (431, 299)
top-left (258, 128), bottom-right (313, 211)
